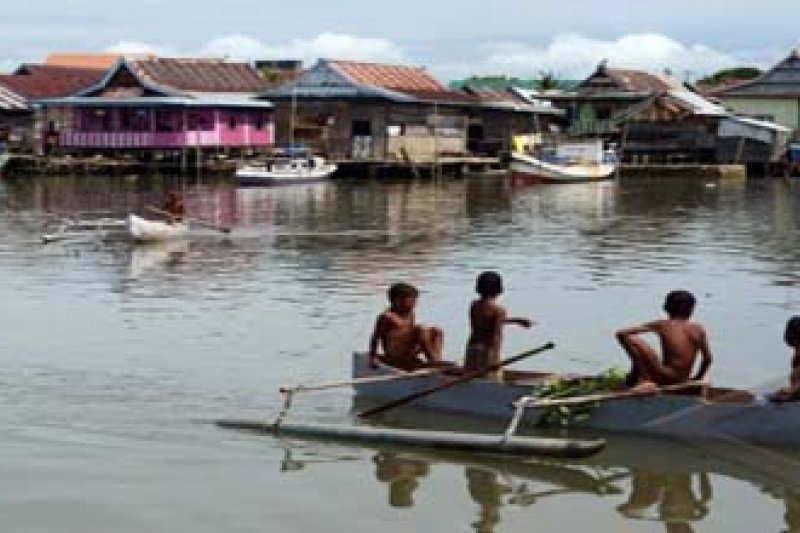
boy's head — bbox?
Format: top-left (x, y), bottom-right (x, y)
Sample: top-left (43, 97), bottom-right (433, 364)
top-left (785, 316), bottom-right (800, 348)
top-left (476, 271), bottom-right (504, 297)
top-left (663, 290), bottom-right (696, 319)
top-left (387, 282), bottom-right (418, 312)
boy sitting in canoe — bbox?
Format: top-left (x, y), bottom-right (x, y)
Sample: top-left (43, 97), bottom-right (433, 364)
top-left (368, 283), bottom-right (443, 370)
top-left (616, 290), bottom-right (713, 390)
top-left (464, 271), bottom-right (533, 380)
top-left (769, 316), bottom-right (800, 403)
top-left (164, 192), bottom-right (185, 224)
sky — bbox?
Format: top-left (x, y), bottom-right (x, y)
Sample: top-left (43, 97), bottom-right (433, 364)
top-left (2, 0), bottom-right (799, 81)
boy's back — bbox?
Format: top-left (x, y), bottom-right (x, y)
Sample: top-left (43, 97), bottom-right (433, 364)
top-left (616, 290), bottom-right (712, 387)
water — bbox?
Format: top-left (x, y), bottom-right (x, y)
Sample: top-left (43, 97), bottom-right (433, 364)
top-left (1, 174), bottom-right (800, 532)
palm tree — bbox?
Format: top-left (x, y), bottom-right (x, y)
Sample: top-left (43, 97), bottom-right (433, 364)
top-left (535, 70), bottom-right (560, 91)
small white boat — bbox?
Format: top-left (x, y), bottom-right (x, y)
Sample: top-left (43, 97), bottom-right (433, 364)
top-left (352, 353), bottom-right (800, 446)
top-left (510, 140), bottom-right (617, 184)
top-left (125, 214), bottom-right (189, 243)
top-left (236, 155), bottom-right (337, 186)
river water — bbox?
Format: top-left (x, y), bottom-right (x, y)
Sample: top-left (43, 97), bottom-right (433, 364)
top-left (1, 174), bottom-right (800, 532)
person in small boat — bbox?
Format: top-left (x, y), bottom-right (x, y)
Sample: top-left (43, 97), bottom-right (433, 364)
top-left (768, 316), bottom-right (800, 403)
top-left (464, 271), bottom-right (533, 380)
top-left (368, 282), bottom-right (443, 370)
top-left (163, 192), bottom-right (185, 224)
top-left (616, 290), bottom-right (713, 390)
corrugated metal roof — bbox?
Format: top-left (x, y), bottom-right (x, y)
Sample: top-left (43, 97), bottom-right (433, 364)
top-left (0, 67), bottom-right (104, 100)
top-left (130, 58), bottom-right (272, 94)
top-left (328, 60), bottom-right (445, 92)
top-left (0, 85), bottom-right (27, 110)
top-left (45, 53), bottom-right (124, 70)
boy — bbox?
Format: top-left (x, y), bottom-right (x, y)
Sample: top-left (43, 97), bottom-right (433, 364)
top-left (616, 290), bottom-right (713, 390)
top-left (163, 192), bottom-right (185, 224)
top-left (769, 316), bottom-right (800, 403)
top-left (464, 271), bottom-right (533, 379)
top-left (368, 283), bottom-right (443, 370)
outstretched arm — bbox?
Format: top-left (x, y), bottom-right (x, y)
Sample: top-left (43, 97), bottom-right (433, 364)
top-left (506, 316), bottom-right (535, 328)
top-left (693, 327), bottom-right (713, 381)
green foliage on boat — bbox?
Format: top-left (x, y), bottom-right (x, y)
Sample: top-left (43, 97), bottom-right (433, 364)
top-left (533, 367), bottom-right (628, 427)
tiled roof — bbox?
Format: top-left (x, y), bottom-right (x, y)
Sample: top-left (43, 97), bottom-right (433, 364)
top-left (327, 60), bottom-right (447, 93)
top-left (45, 53), bottom-right (123, 70)
top-left (129, 58), bottom-right (271, 94)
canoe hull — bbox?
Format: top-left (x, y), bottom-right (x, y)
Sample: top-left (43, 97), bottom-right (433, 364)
top-left (126, 214), bottom-right (189, 243)
top-left (352, 354), bottom-right (800, 446)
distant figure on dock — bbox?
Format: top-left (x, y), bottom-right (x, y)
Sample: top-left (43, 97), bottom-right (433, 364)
top-left (464, 271), bottom-right (533, 380)
top-left (768, 316), bottom-right (800, 403)
top-left (163, 192), bottom-right (185, 224)
top-left (615, 290), bottom-right (713, 390)
top-left (368, 282), bottom-right (443, 370)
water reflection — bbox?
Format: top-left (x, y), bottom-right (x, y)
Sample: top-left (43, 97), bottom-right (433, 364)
top-left (617, 470), bottom-right (711, 532)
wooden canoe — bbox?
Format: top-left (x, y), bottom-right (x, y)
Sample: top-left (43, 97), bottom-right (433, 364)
top-left (352, 353), bottom-right (800, 446)
top-left (126, 214), bottom-right (189, 243)
top-left (216, 420), bottom-right (605, 458)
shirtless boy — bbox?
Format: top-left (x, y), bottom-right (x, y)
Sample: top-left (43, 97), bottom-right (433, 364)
top-left (368, 283), bottom-right (443, 370)
top-left (616, 290), bottom-right (713, 389)
top-left (464, 271), bottom-right (533, 379)
top-left (769, 316), bottom-right (800, 403)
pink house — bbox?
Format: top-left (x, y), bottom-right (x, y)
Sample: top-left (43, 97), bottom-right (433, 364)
top-left (38, 58), bottom-right (275, 154)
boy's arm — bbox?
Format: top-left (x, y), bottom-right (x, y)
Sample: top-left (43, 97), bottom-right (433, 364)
top-left (692, 326), bottom-right (713, 381)
top-left (616, 321), bottom-right (659, 337)
top-left (505, 316), bottom-right (535, 328)
top-left (368, 314), bottom-right (387, 367)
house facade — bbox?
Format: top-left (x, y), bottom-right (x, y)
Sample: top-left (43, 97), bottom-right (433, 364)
top-left (38, 58), bottom-right (275, 156)
top-left (262, 59), bottom-right (558, 162)
top-left (712, 49), bottom-right (800, 138)
top-left (0, 64), bottom-right (105, 152)
top-left (619, 90), bottom-right (790, 165)
top-left (548, 61), bottom-right (683, 137)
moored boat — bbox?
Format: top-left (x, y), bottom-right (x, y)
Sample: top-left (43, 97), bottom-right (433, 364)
top-left (125, 214), bottom-right (189, 243)
top-left (510, 139), bottom-right (617, 184)
top-left (236, 153), bottom-right (337, 186)
top-left (352, 353), bottom-right (800, 446)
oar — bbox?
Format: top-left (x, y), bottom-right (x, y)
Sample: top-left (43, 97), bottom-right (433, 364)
top-left (279, 366), bottom-right (446, 394)
top-left (515, 380), bottom-right (705, 410)
top-left (358, 342), bottom-right (555, 418)
top-left (145, 206), bottom-right (231, 234)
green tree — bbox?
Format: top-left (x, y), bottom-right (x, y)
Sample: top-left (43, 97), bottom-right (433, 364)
top-left (535, 70), bottom-right (560, 91)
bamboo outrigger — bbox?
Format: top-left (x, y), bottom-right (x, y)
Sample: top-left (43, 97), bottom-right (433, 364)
top-left (216, 420), bottom-right (606, 459)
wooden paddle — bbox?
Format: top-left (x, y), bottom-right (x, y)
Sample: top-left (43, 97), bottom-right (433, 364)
top-left (515, 380), bottom-right (706, 410)
top-left (357, 342), bottom-right (555, 418)
top-left (279, 367), bottom-right (445, 394)
top-left (145, 206), bottom-right (231, 234)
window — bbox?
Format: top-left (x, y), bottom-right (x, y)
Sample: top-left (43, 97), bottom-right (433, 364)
top-left (228, 114), bottom-right (239, 130)
top-left (119, 108), bottom-right (150, 131)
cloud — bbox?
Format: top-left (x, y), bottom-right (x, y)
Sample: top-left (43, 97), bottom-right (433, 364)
top-left (0, 59), bottom-right (21, 73)
top-left (460, 33), bottom-right (746, 81)
top-left (103, 33), bottom-right (409, 66)
top-left (199, 32), bottom-right (409, 64)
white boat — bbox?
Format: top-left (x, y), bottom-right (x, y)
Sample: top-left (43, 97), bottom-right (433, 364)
top-left (125, 214), bottom-right (189, 243)
top-left (510, 140), bottom-right (617, 184)
top-left (236, 155), bottom-right (337, 186)
top-left (351, 353), bottom-right (800, 446)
